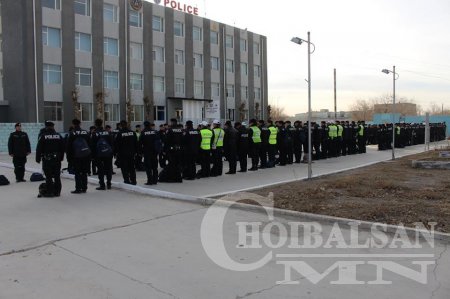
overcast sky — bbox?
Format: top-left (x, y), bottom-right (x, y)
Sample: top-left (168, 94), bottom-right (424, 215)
top-left (158, 0), bottom-right (450, 115)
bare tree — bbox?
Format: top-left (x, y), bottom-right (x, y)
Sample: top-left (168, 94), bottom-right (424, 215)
top-left (269, 105), bottom-right (289, 120)
top-left (350, 99), bottom-right (373, 121)
top-left (255, 102), bottom-right (261, 120)
top-left (238, 102), bottom-right (246, 122)
top-left (143, 96), bottom-right (154, 121)
top-left (71, 89), bottom-right (81, 120)
top-left (126, 97), bottom-right (133, 128)
top-left (95, 91), bottom-right (105, 121)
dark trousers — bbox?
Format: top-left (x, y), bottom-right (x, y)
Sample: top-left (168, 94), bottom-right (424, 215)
top-left (74, 158), bottom-right (90, 191)
top-left (91, 159), bottom-right (97, 175)
top-left (183, 153), bottom-right (197, 180)
top-left (199, 150), bottom-right (211, 178)
top-left (166, 149), bottom-right (182, 182)
top-left (358, 137), bottom-right (366, 153)
top-left (267, 144), bottom-right (277, 167)
top-left (286, 142), bottom-right (294, 164)
top-left (294, 143), bottom-right (302, 163)
top-left (314, 143), bottom-right (322, 160)
top-left (250, 144), bottom-right (260, 169)
top-left (211, 148), bottom-right (223, 176)
top-left (259, 144), bottom-right (268, 168)
top-left (12, 156), bottom-right (26, 181)
top-left (227, 151), bottom-right (237, 173)
top-left (144, 154), bottom-right (159, 183)
top-left (278, 145), bottom-right (287, 165)
top-left (43, 158), bottom-right (61, 196)
top-left (238, 151), bottom-right (248, 171)
top-left (120, 155), bottom-right (136, 184)
top-left (96, 157), bottom-right (113, 187)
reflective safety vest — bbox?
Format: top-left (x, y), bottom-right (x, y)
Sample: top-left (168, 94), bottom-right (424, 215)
top-left (358, 125), bottom-right (364, 136)
top-left (328, 125), bottom-right (338, 139)
top-left (213, 128), bottom-right (225, 148)
top-left (250, 126), bottom-right (262, 143)
top-left (396, 127), bottom-right (401, 135)
top-left (268, 126), bottom-right (278, 145)
top-left (200, 129), bottom-right (213, 150)
top-left (337, 125), bottom-right (343, 137)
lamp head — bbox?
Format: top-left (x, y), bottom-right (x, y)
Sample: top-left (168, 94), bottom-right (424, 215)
top-left (381, 69), bottom-right (390, 74)
top-left (291, 37), bottom-right (303, 45)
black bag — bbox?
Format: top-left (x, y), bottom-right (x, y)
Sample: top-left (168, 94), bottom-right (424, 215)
top-left (96, 137), bottom-right (113, 157)
top-left (30, 172), bottom-right (45, 182)
top-left (38, 183), bottom-right (53, 198)
top-left (73, 136), bottom-right (91, 159)
top-left (0, 175), bottom-right (10, 186)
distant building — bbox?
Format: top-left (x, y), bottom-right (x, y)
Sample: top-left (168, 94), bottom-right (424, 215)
top-left (294, 109), bottom-right (353, 123)
top-left (373, 103), bottom-right (417, 116)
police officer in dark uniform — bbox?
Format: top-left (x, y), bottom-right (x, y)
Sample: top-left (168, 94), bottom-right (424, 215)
top-left (293, 121), bottom-right (303, 163)
top-left (114, 120), bottom-right (138, 185)
top-left (36, 121), bottom-right (65, 197)
top-left (235, 122), bottom-right (249, 172)
top-left (224, 120), bottom-right (238, 174)
top-left (285, 121), bottom-right (295, 164)
top-left (66, 119), bottom-right (91, 194)
top-left (162, 120), bottom-right (184, 182)
top-left (91, 119), bottom-right (114, 190)
top-left (258, 120), bottom-right (269, 169)
top-left (140, 121), bottom-right (161, 185)
top-left (8, 123), bottom-right (31, 182)
top-left (276, 121), bottom-right (287, 166)
top-left (182, 120), bottom-right (200, 180)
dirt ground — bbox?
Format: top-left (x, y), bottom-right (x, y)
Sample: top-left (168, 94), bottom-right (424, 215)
top-left (252, 150), bottom-right (450, 233)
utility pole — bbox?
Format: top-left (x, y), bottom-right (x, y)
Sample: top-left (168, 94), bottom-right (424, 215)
top-left (334, 68), bottom-right (337, 120)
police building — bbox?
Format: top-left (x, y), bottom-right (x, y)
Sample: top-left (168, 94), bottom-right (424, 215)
top-left (0, 0), bottom-right (268, 131)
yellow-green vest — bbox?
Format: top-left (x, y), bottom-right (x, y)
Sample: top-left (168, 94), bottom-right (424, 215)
top-left (337, 125), bottom-right (343, 137)
top-left (268, 126), bottom-right (278, 145)
top-left (213, 128), bottom-right (225, 148)
top-left (200, 129), bottom-right (213, 150)
top-left (358, 125), bottom-right (365, 136)
top-left (396, 126), bottom-right (401, 135)
top-left (328, 125), bottom-right (338, 139)
top-left (250, 126), bottom-right (262, 143)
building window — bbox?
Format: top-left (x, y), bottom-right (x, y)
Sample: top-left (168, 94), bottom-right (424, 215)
top-left (240, 38), bottom-right (247, 52)
top-left (210, 31), bottom-right (219, 44)
top-left (241, 62), bottom-right (248, 77)
top-left (104, 104), bottom-right (120, 122)
top-left (241, 86), bottom-right (248, 99)
top-left (211, 83), bottom-right (220, 97)
top-left (75, 67), bottom-right (91, 86)
top-left (130, 42), bottom-right (143, 60)
top-left (193, 26), bottom-right (202, 41)
top-left (104, 37), bottom-right (119, 56)
top-left (154, 106), bottom-right (165, 121)
top-left (75, 32), bottom-right (92, 52)
top-left (226, 84), bottom-right (235, 98)
top-left (131, 105), bottom-right (144, 122)
top-left (254, 87), bottom-right (261, 100)
top-left (103, 3), bottom-right (118, 23)
top-left (194, 53), bottom-right (203, 68)
top-left (174, 21), bottom-right (184, 37)
top-left (42, 0), bottom-right (60, 10)
top-left (43, 101), bottom-right (63, 121)
top-left (79, 103), bottom-right (93, 122)
top-left (211, 56), bottom-right (219, 71)
top-left (153, 76), bottom-right (165, 93)
top-left (225, 35), bottom-right (233, 48)
top-left (175, 78), bottom-right (185, 94)
top-left (175, 49), bottom-right (184, 65)
top-left (254, 42), bottom-right (260, 55)
top-left (104, 70), bottom-right (119, 89)
top-left (130, 73), bottom-right (143, 90)
top-left (74, 0), bottom-right (90, 17)
top-left (194, 81), bottom-right (204, 97)
top-left (152, 16), bottom-right (164, 32)
top-left (227, 109), bottom-right (235, 121)
top-left (129, 10), bottom-right (142, 28)
top-left (43, 64), bottom-right (62, 84)
top-left (153, 46), bottom-right (165, 62)
top-left (42, 27), bottom-right (61, 48)
top-left (254, 65), bottom-right (261, 78)
top-left (226, 59), bottom-right (234, 73)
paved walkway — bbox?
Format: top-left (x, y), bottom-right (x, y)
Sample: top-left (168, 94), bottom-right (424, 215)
top-left (0, 142), bottom-right (443, 198)
top-left (0, 169), bottom-right (448, 298)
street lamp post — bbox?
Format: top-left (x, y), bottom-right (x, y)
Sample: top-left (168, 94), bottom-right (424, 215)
top-left (382, 66), bottom-right (399, 160)
top-left (291, 32), bottom-right (315, 179)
